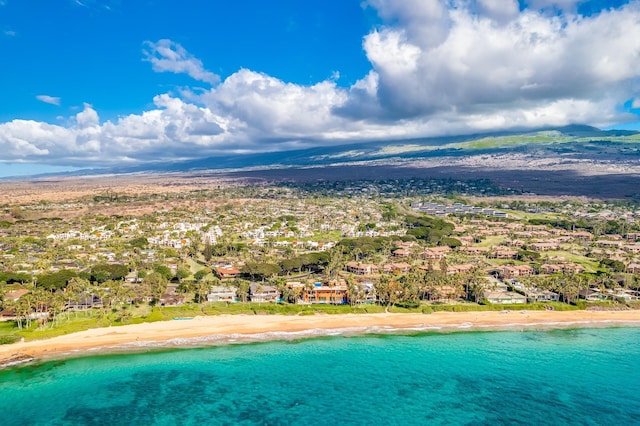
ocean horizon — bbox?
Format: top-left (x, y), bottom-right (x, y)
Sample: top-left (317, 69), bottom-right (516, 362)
top-left (1, 327), bottom-right (639, 425)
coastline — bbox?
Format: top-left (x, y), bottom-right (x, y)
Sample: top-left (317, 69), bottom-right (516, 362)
top-left (2, 310), bottom-right (640, 366)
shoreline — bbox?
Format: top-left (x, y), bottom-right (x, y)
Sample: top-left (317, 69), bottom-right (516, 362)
top-left (2, 310), bottom-right (640, 367)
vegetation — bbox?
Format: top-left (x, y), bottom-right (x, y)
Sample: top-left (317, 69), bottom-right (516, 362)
top-left (2, 178), bottom-right (640, 344)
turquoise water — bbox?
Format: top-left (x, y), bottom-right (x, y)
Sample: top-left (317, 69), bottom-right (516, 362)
top-left (1, 328), bottom-right (640, 425)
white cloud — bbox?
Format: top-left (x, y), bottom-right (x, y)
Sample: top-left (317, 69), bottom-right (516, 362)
top-left (4, 29), bottom-right (16, 37)
top-left (36, 95), bottom-right (61, 106)
top-left (477, 0), bottom-right (520, 23)
top-left (143, 39), bottom-right (219, 84)
top-left (350, 0), bottom-right (640, 124)
top-left (75, 103), bottom-right (99, 127)
top-left (2, 2), bottom-right (640, 167)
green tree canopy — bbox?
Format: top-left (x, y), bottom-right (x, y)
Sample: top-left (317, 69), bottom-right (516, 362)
top-left (91, 263), bottom-right (129, 283)
top-left (37, 270), bottom-right (78, 291)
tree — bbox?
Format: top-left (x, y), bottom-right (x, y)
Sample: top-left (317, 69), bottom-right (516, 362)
top-left (241, 262), bottom-right (281, 281)
top-left (91, 263), bottom-right (129, 282)
top-left (325, 249), bottom-right (346, 280)
top-left (194, 268), bottom-right (210, 282)
top-left (374, 275), bottom-right (395, 309)
top-left (153, 265), bottom-right (174, 281)
top-left (144, 272), bottom-right (168, 304)
top-left (65, 277), bottom-right (90, 317)
top-left (203, 239), bottom-right (213, 262)
top-left (195, 278), bottom-right (216, 303)
top-left (37, 270), bottom-right (78, 291)
top-left (129, 237), bottom-right (148, 249)
top-left (346, 277), bottom-right (365, 306)
top-left (175, 267), bottom-right (190, 283)
top-left (235, 279), bottom-right (250, 303)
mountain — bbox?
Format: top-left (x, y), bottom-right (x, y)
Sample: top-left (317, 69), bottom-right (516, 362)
top-left (4, 125), bottom-right (639, 181)
top-left (104, 124), bottom-right (640, 174)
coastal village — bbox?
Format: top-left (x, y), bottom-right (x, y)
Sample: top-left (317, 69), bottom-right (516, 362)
top-left (1, 178), bottom-right (640, 339)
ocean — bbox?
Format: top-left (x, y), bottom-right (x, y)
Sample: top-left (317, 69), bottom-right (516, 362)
top-left (1, 327), bottom-right (639, 425)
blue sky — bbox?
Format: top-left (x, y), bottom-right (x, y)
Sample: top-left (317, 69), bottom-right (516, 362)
top-left (1, 0), bottom-right (640, 177)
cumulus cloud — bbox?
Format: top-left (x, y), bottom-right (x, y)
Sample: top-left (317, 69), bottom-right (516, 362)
top-left (477, 0), bottom-right (520, 23)
top-left (143, 39), bottom-right (220, 84)
top-left (349, 0), bottom-right (640, 125)
top-left (36, 95), bottom-right (61, 106)
top-left (2, 1), bottom-right (640, 167)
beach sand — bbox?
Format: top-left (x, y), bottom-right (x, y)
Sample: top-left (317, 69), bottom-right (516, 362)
top-left (2, 310), bottom-right (640, 365)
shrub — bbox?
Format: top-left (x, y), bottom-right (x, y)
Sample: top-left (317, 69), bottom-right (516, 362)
top-left (421, 306), bottom-right (433, 315)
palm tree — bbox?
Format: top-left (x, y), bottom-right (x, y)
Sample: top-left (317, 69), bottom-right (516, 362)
top-left (47, 293), bottom-right (66, 328)
top-left (66, 277), bottom-right (90, 317)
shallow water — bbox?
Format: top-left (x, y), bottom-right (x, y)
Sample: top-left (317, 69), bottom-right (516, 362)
top-left (1, 327), bottom-right (639, 425)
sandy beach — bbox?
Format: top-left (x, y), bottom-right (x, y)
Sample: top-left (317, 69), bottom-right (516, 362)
top-left (2, 310), bottom-right (640, 365)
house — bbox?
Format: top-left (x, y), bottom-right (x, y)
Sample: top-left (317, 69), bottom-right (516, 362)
top-left (446, 263), bottom-right (476, 275)
top-left (427, 285), bottom-right (463, 302)
top-left (459, 246), bottom-right (489, 255)
top-left (492, 248), bottom-right (518, 260)
top-left (207, 285), bottom-right (237, 302)
top-left (125, 271), bottom-right (143, 283)
top-left (249, 283), bottom-right (281, 303)
top-left (345, 262), bottom-right (379, 275)
top-left (214, 267), bottom-right (241, 280)
top-left (525, 289), bottom-right (560, 303)
top-left (578, 288), bottom-right (606, 301)
top-left (607, 288), bottom-right (640, 301)
top-left (302, 283), bottom-right (348, 304)
top-left (596, 240), bottom-right (623, 248)
top-left (4, 289), bottom-right (30, 302)
top-left (160, 293), bottom-right (186, 306)
top-left (572, 231), bottom-right (594, 241)
top-left (392, 248), bottom-right (411, 258)
top-left (562, 263), bottom-right (584, 274)
top-left (496, 265), bottom-right (534, 279)
top-left (421, 246), bottom-right (451, 260)
top-left (351, 281), bottom-right (377, 304)
top-left (382, 262), bottom-right (411, 274)
top-left (626, 263), bottom-right (640, 273)
top-left (484, 291), bottom-right (527, 304)
top-left (529, 242), bottom-right (561, 251)
top-left (540, 264), bottom-right (564, 274)
top-left (65, 293), bottom-right (104, 311)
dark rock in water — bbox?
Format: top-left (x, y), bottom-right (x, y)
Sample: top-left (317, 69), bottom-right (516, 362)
top-left (0, 353), bottom-right (35, 369)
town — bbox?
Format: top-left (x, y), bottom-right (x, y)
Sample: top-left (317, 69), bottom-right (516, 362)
top-left (1, 177), bottom-right (640, 341)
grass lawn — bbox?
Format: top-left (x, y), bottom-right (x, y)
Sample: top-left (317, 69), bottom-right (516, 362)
top-left (543, 250), bottom-right (602, 273)
top-left (0, 321), bottom-right (21, 344)
top-left (476, 235), bottom-right (506, 247)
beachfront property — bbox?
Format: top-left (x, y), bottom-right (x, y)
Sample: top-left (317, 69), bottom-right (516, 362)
top-left (301, 283), bottom-right (348, 304)
top-left (249, 283), bottom-right (281, 303)
top-left (523, 289), bottom-right (560, 303)
top-left (578, 289), bottom-right (607, 301)
top-left (484, 291), bottom-right (528, 304)
top-left (207, 286), bottom-right (238, 303)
